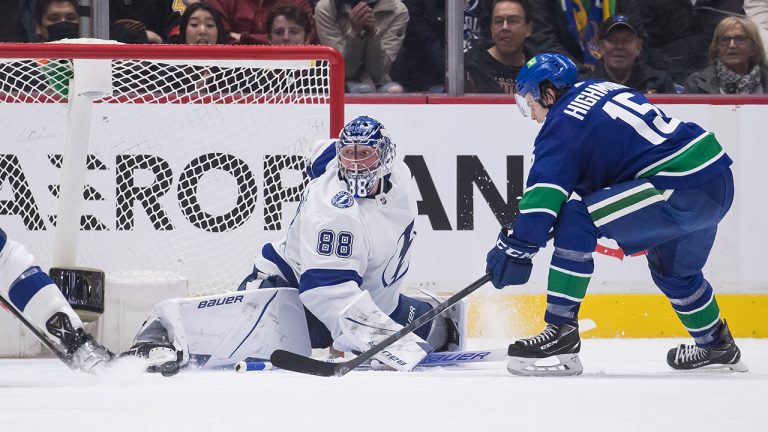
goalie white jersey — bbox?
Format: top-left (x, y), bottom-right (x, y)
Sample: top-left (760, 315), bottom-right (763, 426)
top-left (253, 144), bottom-right (418, 339)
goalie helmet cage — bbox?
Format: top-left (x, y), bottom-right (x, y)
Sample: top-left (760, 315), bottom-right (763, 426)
top-left (0, 42), bottom-right (345, 296)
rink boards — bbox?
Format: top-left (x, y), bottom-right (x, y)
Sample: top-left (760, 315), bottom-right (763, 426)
top-left (1, 98), bottom-right (766, 342)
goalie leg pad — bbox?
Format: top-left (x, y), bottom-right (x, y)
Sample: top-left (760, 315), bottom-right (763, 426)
top-left (127, 288), bottom-right (311, 369)
top-left (398, 287), bottom-right (468, 352)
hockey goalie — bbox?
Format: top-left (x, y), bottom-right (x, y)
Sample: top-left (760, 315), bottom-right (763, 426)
top-left (123, 116), bottom-right (467, 373)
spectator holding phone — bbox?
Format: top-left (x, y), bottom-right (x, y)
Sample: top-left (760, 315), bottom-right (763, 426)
top-left (315, 0), bottom-right (409, 93)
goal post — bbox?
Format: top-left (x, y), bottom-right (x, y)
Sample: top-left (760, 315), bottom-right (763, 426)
top-left (0, 42), bottom-right (345, 299)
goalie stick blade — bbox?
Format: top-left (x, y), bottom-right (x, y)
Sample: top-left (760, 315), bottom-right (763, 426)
top-left (269, 350), bottom-right (340, 377)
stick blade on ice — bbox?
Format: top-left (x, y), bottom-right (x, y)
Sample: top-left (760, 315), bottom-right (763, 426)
top-left (270, 350), bottom-right (337, 377)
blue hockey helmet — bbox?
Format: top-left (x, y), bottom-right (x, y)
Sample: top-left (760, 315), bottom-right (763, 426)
top-left (336, 116), bottom-right (396, 198)
top-left (514, 53), bottom-right (578, 116)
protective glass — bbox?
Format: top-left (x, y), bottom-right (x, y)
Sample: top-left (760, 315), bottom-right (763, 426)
top-left (515, 92), bottom-right (531, 117)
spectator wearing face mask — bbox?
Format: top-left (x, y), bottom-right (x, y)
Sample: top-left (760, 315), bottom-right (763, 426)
top-left (36, 0), bottom-right (80, 42)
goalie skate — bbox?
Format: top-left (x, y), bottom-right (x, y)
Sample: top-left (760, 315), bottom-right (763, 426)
top-left (47, 312), bottom-right (114, 373)
top-left (667, 320), bottom-right (748, 372)
top-left (506, 322), bottom-right (583, 377)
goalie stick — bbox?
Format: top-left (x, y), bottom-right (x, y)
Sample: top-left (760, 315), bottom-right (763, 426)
top-left (238, 319), bottom-right (598, 372)
top-left (239, 348), bottom-right (507, 372)
top-left (270, 273), bottom-right (492, 377)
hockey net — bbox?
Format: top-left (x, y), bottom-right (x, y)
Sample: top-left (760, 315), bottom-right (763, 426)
top-left (0, 42), bottom-right (344, 296)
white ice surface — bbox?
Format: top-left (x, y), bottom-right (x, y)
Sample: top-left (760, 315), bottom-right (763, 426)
top-left (1, 338), bottom-right (766, 432)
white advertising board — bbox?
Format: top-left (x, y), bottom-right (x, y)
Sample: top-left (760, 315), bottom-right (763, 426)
top-left (1, 102), bottom-right (763, 294)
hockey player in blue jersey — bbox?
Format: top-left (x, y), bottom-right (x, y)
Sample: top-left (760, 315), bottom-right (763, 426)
top-left (485, 53), bottom-right (747, 376)
top-left (0, 227), bottom-right (114, 373)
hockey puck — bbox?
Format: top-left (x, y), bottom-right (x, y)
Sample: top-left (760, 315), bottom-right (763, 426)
top-left (159, 361), bottom-right (180, 377)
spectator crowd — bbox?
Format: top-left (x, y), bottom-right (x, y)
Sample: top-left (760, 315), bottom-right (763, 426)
top-left (1, 0), bottom-right (767, 95)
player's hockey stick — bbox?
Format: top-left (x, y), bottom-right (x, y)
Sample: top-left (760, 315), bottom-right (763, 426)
top-left (239, 318), bottom-right (598, 372)
top-left (270, 273), bottom-right (492, 377)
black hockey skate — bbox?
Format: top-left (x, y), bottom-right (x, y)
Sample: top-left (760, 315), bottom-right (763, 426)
top-left (667, 320), bottom-right (748, 372)
top-left (120, 342), bottom-right (183, 377)
top-left (507, 321), bottom-right (582, 376)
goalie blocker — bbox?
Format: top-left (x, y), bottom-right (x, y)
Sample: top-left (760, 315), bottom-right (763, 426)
top-left (122, 284), bottom-right (467, 373)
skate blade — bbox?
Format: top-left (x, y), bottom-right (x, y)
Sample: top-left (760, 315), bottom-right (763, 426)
top-left (727, 360), bottom-right (749, 372)
top-left (507, 354), bottom-right (583, 377)
top-left (705, 360), bottom-right (749, 373)
top-left (671, 360), bottom-right (749, 373)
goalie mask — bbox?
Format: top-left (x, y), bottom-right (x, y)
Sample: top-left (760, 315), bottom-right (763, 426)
top-left (336, 116), bottom-right (396, 198)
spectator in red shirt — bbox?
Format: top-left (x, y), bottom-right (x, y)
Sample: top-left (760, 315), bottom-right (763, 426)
top-left (206, 0), bottom-right (318, 44)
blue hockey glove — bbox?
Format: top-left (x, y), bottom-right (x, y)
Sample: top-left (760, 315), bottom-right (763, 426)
top-left (485, 231), bottom-right (539, 288)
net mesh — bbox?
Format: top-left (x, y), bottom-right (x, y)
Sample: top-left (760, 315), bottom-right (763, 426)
top-left (0, 44), bottom-right (341, 295)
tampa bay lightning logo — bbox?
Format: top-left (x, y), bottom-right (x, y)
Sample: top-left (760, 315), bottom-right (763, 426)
top-left (382, 220), bottom-right (416, 287)
top-left (331, 191), bottom-right (354, 209)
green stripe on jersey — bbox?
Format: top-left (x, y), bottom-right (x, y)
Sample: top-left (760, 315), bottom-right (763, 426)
top-left (676, 296), bottom-right (721, 332)
top-left (547, 267), bottom-right (591, 301)
top-left (519, 184), bottom-right (568, 216)
top-left (589, 185), bottom-right (663, 225)
top-left (638, 132), bottom-right (724, 178)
